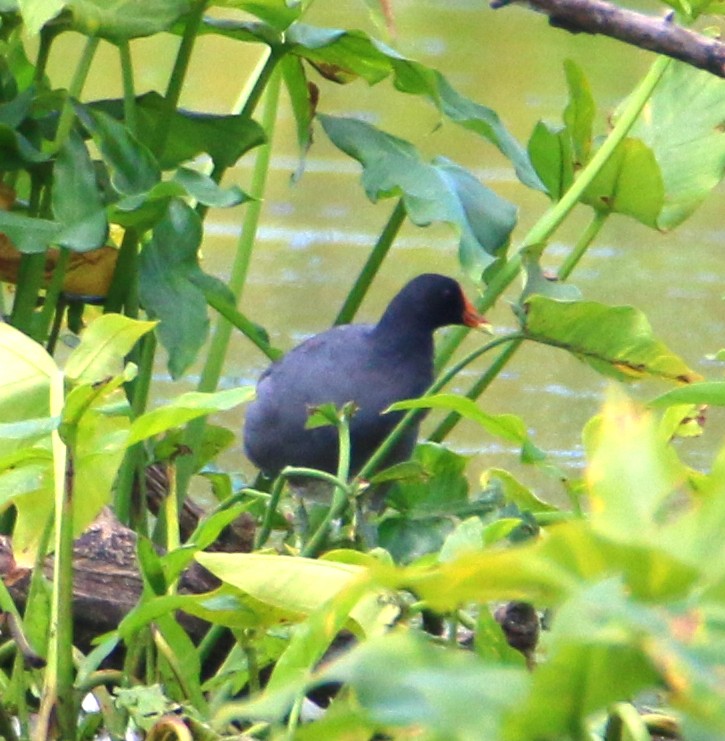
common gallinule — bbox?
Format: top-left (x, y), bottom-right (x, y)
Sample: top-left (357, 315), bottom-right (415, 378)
top-left (243, 273), bottom-right (488, 480)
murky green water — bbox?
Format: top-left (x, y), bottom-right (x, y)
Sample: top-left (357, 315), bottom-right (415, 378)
top-left (58, 1), bottom-right (725, 500)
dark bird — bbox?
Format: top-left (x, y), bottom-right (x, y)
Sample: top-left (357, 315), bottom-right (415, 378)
top-left (243, 273), bottom-right (488, 481)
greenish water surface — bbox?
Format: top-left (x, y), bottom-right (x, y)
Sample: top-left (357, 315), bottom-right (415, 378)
top-left (54, 1), bottom-right (725, 501)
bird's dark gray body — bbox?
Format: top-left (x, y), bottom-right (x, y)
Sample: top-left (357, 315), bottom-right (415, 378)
top-left (243, 274), bottom-right (481, 479)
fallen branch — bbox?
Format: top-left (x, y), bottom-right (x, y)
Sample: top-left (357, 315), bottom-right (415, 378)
top-left (492, 0), bottom-right (725, 78)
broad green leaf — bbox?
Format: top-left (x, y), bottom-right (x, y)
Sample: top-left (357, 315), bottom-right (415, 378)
top-left (581, 137), bottom-right (664, 228)
top-left (385, 443), bottom-right (469, 515)
top-left (71, 389), bottom-right (130, 536)
top-left (406, 520), bottom-right (697, 612)
top-left (196, 551), bottom-right (396, 639)
top-left (67, 0), bottom-right (192, 40)
top-left (91, 91), bottom-right (266, 170)
top-left (77, 106), bottom-right (160, 196)
top-left (438, 516), bottom-right (484, 562)
top-left (521, 254), bottom-right (582, 302)
top-left (210, 0), bottom-right (309, 30)
top-left (320, 114), bottom-right (516, 276)
top-left (0, 89), bottom-right (49, 167)
top-left (64, 313), bottom-right (156, 385)
top-left (523, 295), bottom-right (700, 383)
top-left (0, 210), bottom-right (61, 253)
top-left (139, 199), bottom-right (233, 378)
top-left (527, 120), bottom-right (574, 201)
top-left (265, 572), bottom-right (389, 696)
top-left (378, 515), bottom-right (454, 564)
top-left (584, 390), bottom-right (686, 544)
top-left (286, 24), bottom-right (542, 189)
top-left (323, 632), bottom-right (528, 739)
top-left (630, 60), bottom-right (725, 229)
top-left (505, 580), bottom-right (660, 740)
top-left (481, 468), bottom-right (558, 514)
top-left (649, 381), bottom-right (725, 408)
top-left (52, 129), bottom-right (108, 251)
top-left (390, 394), bottom-right (544, 461)
top-left (196, 551), bottom-right (365, 616)
top-left (127, 387), bottom-right (254, 445)
top-left (173, 167), bottom-right (248, 207)
top-left (281, 54), bottom-right (314, 177)
top-left (0, 321), bottom-right (57, 424)
top-left (17, 0), bottom-right (65, 35)
top-left (119, 586), bottom-right (283, 636)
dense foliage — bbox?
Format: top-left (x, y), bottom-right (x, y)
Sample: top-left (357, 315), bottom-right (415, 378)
top-left (0, 0), bottom-right (725, 739)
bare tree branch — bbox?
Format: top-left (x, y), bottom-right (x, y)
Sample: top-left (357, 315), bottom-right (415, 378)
top-left (492, 0), bottom-right (725, 78)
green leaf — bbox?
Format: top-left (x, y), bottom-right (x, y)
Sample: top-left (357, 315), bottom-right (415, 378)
top-left (390, 395), bottom-right (544, 461)
top-left (67, 0), bottom-right (192, 40)
top-left (64, 313), bottom-right (156, 385)
top-left (630, 60), bottom-right (725, 229)
top-left (506, 580), bottom-right (661, 740)
top-left (323, 632), bottom-right (528, 738)
top-left (280, 54), bottom-right (314, 178)
top-left (527, 121), bottom-right (574, 201)
top-left (127, 387), bottom-right (254, 445)
top-left (211, 0), bottom-right (309, 31)
top-left (0, 210), bottom-right (61, 253)
top-left (52, 129), bottom-right (108, 251)
top-left (76, 105), bottom-right (160, 196)
top-left (378, 515), bottom-right (454, 565)
top-left (581, 137), bottom-right (664, 228)
top-left (139, 199), bottom-right (233, 378)
top-left (286, 24), bottom-right (542, 189)
top-left (172, 167), bottom-right (248, 207)
top-left (17, 0), bottom-right (65, 35)
top-left (584, 390), bottom-right (686, 545)
top-left (481, 468), bottom-right (558, 514)
top-left (0, 322), bottom-right (57, 425)
top-left (438, 516), bottom-right (484, 562)
top-left (319, 115), bottom-right (517, 276)
top-left (91, 91), bottom-right (267, 170)
top-left (649, 381), bottom-right (725, 408)
top-left (523, 295), bottom-right (700, 383)
top-left (196, 552), bottom-right (394, 637)
top-left (385, 442), bottom-right (469, 515)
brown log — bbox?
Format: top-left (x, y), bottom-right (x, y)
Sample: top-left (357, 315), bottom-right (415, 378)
top-left (0, 499), bottom-right (254, 655)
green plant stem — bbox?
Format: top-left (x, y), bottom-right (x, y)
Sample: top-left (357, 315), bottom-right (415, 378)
top-left (104, 227), bottom-right (139, 314)
top-left (197, 624), bottom-right (227, 665)
top-left (149, 0), bottom-right (207, 157)
top-left (74, 670), bottom-right (125, 694)
top-left (115, 333), bottom-right (156, 525)
top-left (196, 49), bottom-right (281, 220)
top-left (176, 63), bottom-right (282, 501)
top-left (33, 24), bottom-right (57, 84)
top-left (52, 36), bottom-right (99, 153)
top-left (254, 476), bottom-right (286, 550)
top-left (204, 289), bottom-right (279, 361)
top-left (118, 41), bottom-right (137, 136)
top-left (557, 210), bottom-right (608, 281)
top-left (300, 414), bottom-right (354, 557)
top-left (38, 247), bottom-right (69, 346)
top-left (428, 337), bottom-right (524, 443)
top-left (430, 209), bottom-right (608, 442)
top-left (334, 199), bottom-right (407, 325)
top-left (434, 55), bottom-right (672, 374)
top-left (54, 453), bottom-right (78, 740)
top-left (9, 176), bottom-right (46, 335)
